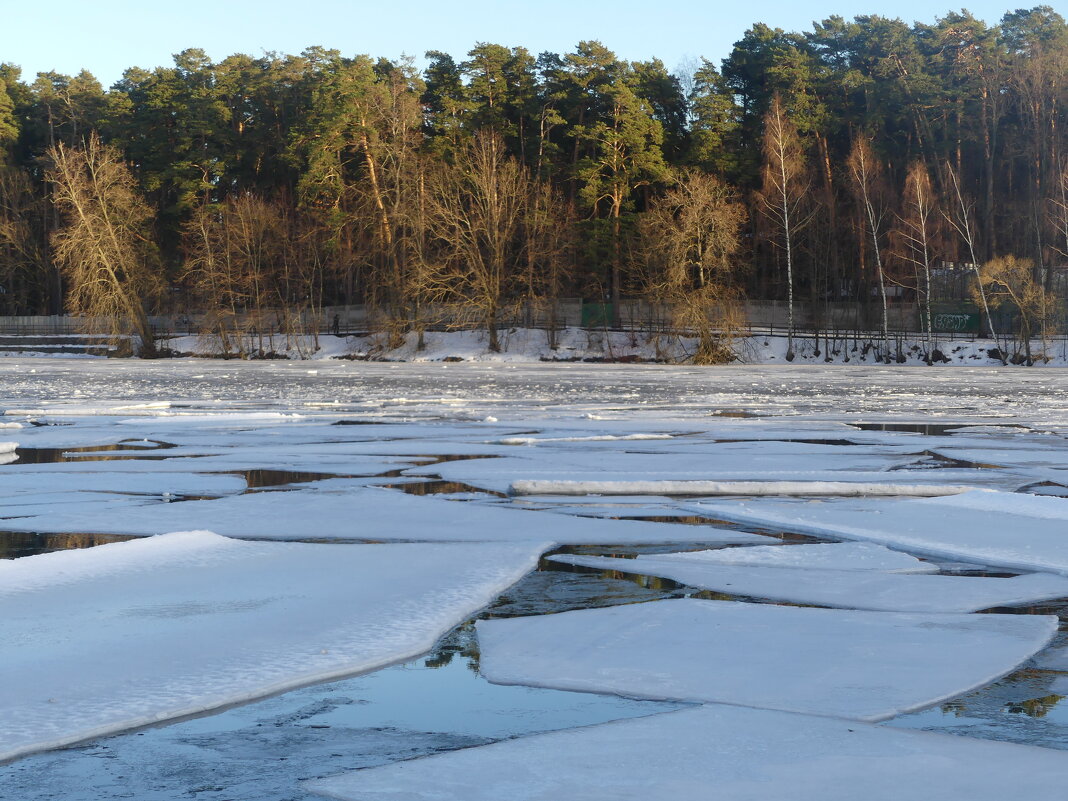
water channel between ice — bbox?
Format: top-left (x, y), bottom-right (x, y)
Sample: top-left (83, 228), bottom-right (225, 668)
top-left (3, 361), bottom-right (1068, 799)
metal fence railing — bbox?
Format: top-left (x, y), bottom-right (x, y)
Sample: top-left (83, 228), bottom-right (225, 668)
top-left (0, 299), bottom-right (1055, 344)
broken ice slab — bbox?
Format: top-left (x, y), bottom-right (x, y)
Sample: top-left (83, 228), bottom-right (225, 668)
top-left (549, 553), bottom-right (1068, 613)
top-left (641, 542), bottom-right (936, 572)
top-left (0, 532), bottom-right (548, 762)
top-left (510, 479), bottom-right (973, 497)
top-left (689, 489), bottom-right (1068, 575)
top-left (0, 483), bottom-right (766, 544)
top-left (476, 598), bottom-right (1056, 722)
top-left (305, 704), bottom-right (1068, 801)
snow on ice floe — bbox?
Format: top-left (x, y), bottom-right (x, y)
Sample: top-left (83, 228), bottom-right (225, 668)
top-left (0, 531), bottom-right (548, 762)
top-left (688, 490), bottom-right (1068, 575)
top-left (0, 482), bottom-right (760, 545)
top-left (411, 443), bottom-right (921, 491)
top-left (629, 542), bottom-right (934, 572)
top-left (305, 704), bottom-right (1068, 801)
top-left (510, 479), bottom-right (972, 497)
top-left (610, 542), bottom-right (935, 572)
top-left (475, 598), bottom-right (1056, 722)
top-left (548, 553), bottom-right (1068, 613)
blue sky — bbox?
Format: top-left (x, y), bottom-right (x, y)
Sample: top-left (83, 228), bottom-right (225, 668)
top-left (4, 1), bottom-right (1030, 87)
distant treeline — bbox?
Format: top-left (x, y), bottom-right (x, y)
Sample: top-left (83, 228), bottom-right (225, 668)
top-left (0, 7), bottom-right (1067, 359)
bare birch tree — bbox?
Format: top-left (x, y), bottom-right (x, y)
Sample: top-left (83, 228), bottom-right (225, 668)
top-left (848, 137), bottom-right (891, 361)
top-left (944, 163), bottom-right (1005, 364)
top-left (47, 133), bottom-right (161, 356)
top-left (758, 95), bottom-right (809, 360)
top-left (895, 161), bottom-right (940, 360)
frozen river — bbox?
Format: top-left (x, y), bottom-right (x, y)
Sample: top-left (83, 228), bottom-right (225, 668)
top-left (3, 358), bottom-right (1068, 423)
top-left (2, 359), bottom-right (1068, 800)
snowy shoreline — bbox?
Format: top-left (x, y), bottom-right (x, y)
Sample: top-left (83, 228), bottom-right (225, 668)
top-left (149, 327), bottom-right (1068, 366)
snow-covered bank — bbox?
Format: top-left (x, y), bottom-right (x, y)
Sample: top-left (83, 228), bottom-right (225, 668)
top-left (154, 327), bottom-right (1068, 366)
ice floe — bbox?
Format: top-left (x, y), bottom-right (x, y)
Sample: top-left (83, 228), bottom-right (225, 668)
top-left (0, 531), bottom-right (548, 762)
top-left (638, 542), bottom-right (934, 572)
top-left (510, 479), bottom-right (972, 496)
top-left (475, 598), bottom-right (1057, 721)
top-left (0, 483), bottom-right (769, 544)
top-left (689, 490), bottom-right (1068, 575)
top-left (548, 553), bottom-right (1068, 612)
top-left (305, 704), bottom-right (1068, 801)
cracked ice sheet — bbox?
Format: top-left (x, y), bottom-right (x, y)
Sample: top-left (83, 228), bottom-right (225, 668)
top-left (0, 532), bottom-right (549, 762)
top-left (475, 599), bottom-right (1057, 722)
top-left (688, 490), bottom-right (1068, 575)
top-left (305, 704), bottom-right (1068, 801)
top-left (411, 459), bottom-right (1005, 497)
top-left (510, 479), bottom-right (975, 496)
top-left (548, 554), bottom-right (1068, 613)
top-left (413, 441), bottom-right (914, 479)
top-left (0, 482), bottom-right (758, 544)
top-left (0, 471), bottom-right (248, 498)
top-left (613, 542), bottom-right (936, 572)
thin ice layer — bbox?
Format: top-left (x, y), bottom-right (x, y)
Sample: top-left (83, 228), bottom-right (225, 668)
top-left (648, 542), bottom-right (935, 572)
top-left (510, 479), bottom-right (971, 497)
top-left (688, 490), bottom-right (1068, 575)
top-left (305, 704), bottom-right (1068, 801)
top-left (0, 532), bottom-right (548, 762)
top-left (476, 598), bottom-right (1056, 722)
top-left (548, 554), bottom-right (1068, 613)
top-left (0, 482), bottom-right (768, 544)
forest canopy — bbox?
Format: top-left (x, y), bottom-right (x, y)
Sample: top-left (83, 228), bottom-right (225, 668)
top-left (0, 6), bottom-right (1066, 358)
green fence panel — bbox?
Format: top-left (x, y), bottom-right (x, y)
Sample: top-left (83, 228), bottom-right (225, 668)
top-left (581, 302), bottom-right (614, 328)
top-left (930, 303), bottom-right (981, 333)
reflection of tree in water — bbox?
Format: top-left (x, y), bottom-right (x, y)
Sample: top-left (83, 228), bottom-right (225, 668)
top-left (1006, 694), bottom-right (1065, 718)
top-left (422, 560), bottom-right (680, 673)
top-left (0, 531), bottom-right (135, 559)
top-left (938, 667), bottom-right (1068, 720)
top-left (424, 621), bottom-right (480, 673)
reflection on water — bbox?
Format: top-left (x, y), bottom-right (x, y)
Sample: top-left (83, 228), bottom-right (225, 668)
top-left (236, 469), bottom-right (348, 489)
top-left (0, 531), bottom-right (137, 560)
top-left (892, 666), bottom-right (1068, 749)
top-left (382, 479), bottom-right (506, 499)
top-left (851, 422), bottom-right (982, 436)
top-left (892, 449), bottom-right (1003, 470)
top-left (1018, 481), bottom-right (1068, 498)
top-left (0, 558), bottom-right (681, 801)
top-left (13, 441), bottom-right (179, 464)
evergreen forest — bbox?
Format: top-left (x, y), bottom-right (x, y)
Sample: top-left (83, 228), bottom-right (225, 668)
top-left (1, 7), bottom-right (1067, 358)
